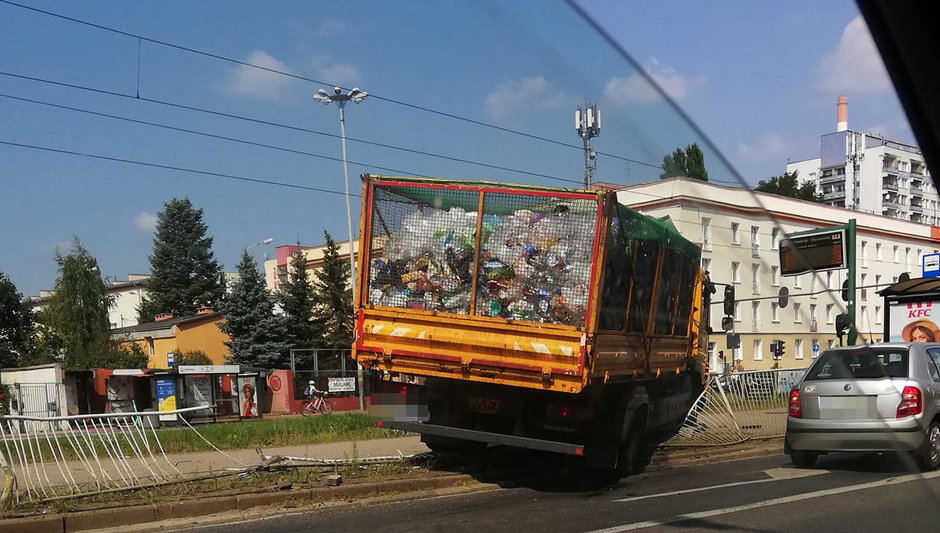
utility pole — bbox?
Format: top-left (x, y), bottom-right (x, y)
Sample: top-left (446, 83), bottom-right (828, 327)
top-left (575, 103), bottom-right (600, 189)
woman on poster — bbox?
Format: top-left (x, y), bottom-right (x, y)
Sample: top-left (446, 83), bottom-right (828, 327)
top-left (901, 319), bottom-right (940, 342)
top-left (241, 382), bottom-right (258, 417)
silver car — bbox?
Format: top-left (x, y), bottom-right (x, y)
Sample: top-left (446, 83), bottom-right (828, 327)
top-left (785, 342), bottom-right (940, 469)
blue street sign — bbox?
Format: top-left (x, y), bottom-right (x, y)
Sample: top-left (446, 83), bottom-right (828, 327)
top-left (923, 253), bottom-right (940, 278)
top-left (167, 352), bottom-right (176, 367)
top-left (812, 342), bottom-right (819, 353)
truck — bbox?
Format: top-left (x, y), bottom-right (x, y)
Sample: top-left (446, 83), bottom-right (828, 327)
top-left (353, 175), bottom-right (711, 473)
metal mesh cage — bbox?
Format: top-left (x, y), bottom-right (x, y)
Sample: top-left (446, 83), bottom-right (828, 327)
top-left (366, 182), bottom-right (599, 327)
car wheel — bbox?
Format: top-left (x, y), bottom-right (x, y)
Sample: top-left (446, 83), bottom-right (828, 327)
top-left (917, 420), bottom-right (940, 471)
top-left (790, 450), bottom-right (818, 468)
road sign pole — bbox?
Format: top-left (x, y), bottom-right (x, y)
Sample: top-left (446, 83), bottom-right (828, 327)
top-left (847, 218), bottom-right (857, 345)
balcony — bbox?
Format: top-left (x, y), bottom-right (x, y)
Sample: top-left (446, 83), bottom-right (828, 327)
top-left (882, 180), bottom-right (899, 191)
top-left (819, 173), bottom-right (845, 185)
top-left (822, 189), bottom-right (846, 201)
top-left (911, 184), bottom-right (924, 196)
top-left (883, 198), bottom-right (901, 210)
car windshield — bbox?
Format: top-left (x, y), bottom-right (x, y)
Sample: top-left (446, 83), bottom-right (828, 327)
top-left (805, 347), bottom-right (909, 380)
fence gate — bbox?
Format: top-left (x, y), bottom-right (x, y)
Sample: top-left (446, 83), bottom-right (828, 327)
top-left (12, 383), bottom-right (61, 418)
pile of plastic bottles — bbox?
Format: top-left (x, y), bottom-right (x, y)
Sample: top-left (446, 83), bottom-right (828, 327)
top-left (368, 205), bottom-right (595, 326)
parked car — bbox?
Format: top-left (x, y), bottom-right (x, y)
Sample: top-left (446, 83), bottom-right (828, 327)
top-left (785, 343), bottom-right (940, 469)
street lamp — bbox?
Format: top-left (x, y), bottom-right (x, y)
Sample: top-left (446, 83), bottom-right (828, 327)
top-left (247, 237), bottom-right (274, 251)
top-left (314, 86), bottom-right (368, 412)
top-left (312, 86), bottom-right (368, 314)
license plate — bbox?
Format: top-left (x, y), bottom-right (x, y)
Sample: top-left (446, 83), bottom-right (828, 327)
top-left (818, 396), bottom-right (876, 419)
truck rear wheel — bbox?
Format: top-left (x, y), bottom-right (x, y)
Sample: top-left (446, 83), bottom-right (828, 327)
top-left (616, 410), bottom-right (651, 477)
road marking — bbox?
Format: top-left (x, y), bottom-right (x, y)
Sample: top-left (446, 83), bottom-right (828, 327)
top-left (613, 468), bottom-right (826, 502)
top-left (589, 469), bottom-right (940, 532)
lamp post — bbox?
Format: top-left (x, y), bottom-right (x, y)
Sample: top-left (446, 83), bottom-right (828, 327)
top-left (247, 237), bottom-right (274, 251)
top-left (314, 86), bottom-right (368, 411)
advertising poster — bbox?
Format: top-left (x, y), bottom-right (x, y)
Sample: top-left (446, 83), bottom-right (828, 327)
top-left (889, 300), bottom-right (940, 342)
top-left (238, 376), bottom-right (259, 418)
top-left (156, 378), bottom-right (178, 422)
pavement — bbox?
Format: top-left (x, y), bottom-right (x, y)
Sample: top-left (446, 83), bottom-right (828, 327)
top-left (0, 434), bottom-right (784, 533)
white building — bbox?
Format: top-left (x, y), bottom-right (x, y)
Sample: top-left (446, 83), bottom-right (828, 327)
top-left (787, 96), bottom-right (938, 224)
top-left (618, 177), bottom-right (940, 373)
top-left (29, 275), bottom-right (149, 330)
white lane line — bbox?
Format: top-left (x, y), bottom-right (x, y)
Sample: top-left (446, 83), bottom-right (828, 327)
top-left (613, 468), bottom-right (826, 502)
top-left (588, 469), bottom-right (940, 532)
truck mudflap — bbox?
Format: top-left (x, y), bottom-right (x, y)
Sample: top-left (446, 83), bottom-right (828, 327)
top-left (377, 420), bottom-right (586, 456)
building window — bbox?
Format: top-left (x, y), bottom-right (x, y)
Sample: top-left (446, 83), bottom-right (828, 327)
top-left (875, 274), bottom-right (882, 291)
top-left (731, 222), bottom-right (740, 245)
top-left (701, 217), bottom-right (712, 251)
top-left (810, 303), bottom-right (818, 323)
top-left (771, 266), bottom-right (779, 287)
top-left (794, 275), bottom-right (802, 289)
top-left (906, 247), bottom-right (913, 270)
top-left (861, 240), bottom-right (868, 268)
top-left (751, 225), bottom-right (760, 255)
top-left (894, 245), bottom-right (900, 263)
top-left (828, 339), bottom-right (836, 349)
top-left (771, 302), bottom-right (779, 322)
top-left (794, 302), bottom-right (802, 323)
top-left (771, 227), bottom-right (780, 250)
top-left (826, 271), bottom-right (835, 290)
top-left (810, 276), bottom-right (817, 298)
top-left (731, 261), bottom-right (740, 283)
top-left (752, 301), bottom-right (761, 330)
top-left (753, 339), bottom-right (763, 361)
top-left (796, 339), bottom-right (804, 360)
top-left (861, 273), bottom-right (868, 300)
top-left (876, 243), bottom-right (882, 261)
top-left (702, 257), bottom-right (711, 274)
top-left (752, 263), bottom-right (760, 294)
top-left (734, 301), bottom-right (742, 322)
top-left (875, 306), bottom-right (882, 324)
top-left (826, 303), bottom-right (835, 324)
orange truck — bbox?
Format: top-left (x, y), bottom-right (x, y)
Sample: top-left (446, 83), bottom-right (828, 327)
top-left (353, 175), bottom-right (710, 472)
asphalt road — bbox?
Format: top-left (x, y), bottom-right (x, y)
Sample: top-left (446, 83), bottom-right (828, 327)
top-left (179, 450), bottom-right (940, 533)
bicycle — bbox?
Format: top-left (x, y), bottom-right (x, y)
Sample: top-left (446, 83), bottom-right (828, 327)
top-left (301, 392), bottom-right (333, 416)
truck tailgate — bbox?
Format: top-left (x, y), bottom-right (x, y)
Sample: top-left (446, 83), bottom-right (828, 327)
top-left (355, 308), bottom-right (586, 393)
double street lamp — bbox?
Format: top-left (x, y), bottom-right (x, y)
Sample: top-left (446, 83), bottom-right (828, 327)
top-left (314, 86), bottom-right (368, 411)
top-left (312, 86), bottom-right (368, 311)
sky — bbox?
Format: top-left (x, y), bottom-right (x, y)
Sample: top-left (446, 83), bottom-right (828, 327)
top-left (0, 0), bottom-right (913, 297)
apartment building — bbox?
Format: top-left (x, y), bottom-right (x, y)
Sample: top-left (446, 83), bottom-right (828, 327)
top-left (618, 177), bottom-right (940, 372)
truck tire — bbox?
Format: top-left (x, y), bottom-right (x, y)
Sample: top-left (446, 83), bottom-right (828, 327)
top-left (616, 410), bottom-right (650, 477)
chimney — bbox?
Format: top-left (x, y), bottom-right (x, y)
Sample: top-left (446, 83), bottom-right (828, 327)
top-left (836, 95), bottom-right (848, 132)
top-left (197, 307), bottom-right (214, 315)
top-left (155, 313), bottom-right (174, 321)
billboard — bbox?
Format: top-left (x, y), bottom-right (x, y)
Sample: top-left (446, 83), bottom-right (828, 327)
top-left (779, 229), bottom-right (846, 276)
top-left (238, 376), bottom-right (259, 418)
top-left (888, 300), bottom-right (940, 342)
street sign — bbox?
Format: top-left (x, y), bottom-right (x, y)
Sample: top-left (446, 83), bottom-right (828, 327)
top-left (812, 342), bottom-right (819, 353)
top-left (328, 377), bottom-right (356, 392)
top-left (779, 228), bottom-right (847, 276)
top-left (923, 253), bottom-right (940, 278)
top-left (167, 352), bottom-right (175, 367)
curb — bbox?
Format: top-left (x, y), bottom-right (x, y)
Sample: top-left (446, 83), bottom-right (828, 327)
top-left (0, 473), bottom-right (478, 533)
top-left (650, 438), bottom-right (784, 468)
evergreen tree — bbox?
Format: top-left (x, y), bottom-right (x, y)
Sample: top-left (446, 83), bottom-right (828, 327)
top-left (0, 271), bottom-right (35, 368)
top-left (43, 239), bottom-right (117, 369)
top-left (755, 170), bottom-right (822, 202)
top-left (660, 143), bottom-right (708, 181)
top-left (139, 198), bottom-right (222, 323)
top-left (311, 231), bottom-right (353, 348)
top-left (278, 248), bottom-right (323, 350)
top-left (218, 250), bottom-right (291, 368)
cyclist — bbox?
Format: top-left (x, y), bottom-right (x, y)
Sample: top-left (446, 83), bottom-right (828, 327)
top-left (304, 380), bottom-right (325, 401)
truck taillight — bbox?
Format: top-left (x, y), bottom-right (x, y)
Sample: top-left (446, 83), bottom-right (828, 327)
top-left (897, 386), bottom-right (923, 418)
top-left (788, 389), bottom-right (802, 418)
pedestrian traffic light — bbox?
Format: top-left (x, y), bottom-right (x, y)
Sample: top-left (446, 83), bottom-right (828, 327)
top-left (723, 285), bottom-right (735, 316)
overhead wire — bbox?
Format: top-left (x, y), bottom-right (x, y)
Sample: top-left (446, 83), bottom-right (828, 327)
top-left (0, 0), bottom-right (664, 171)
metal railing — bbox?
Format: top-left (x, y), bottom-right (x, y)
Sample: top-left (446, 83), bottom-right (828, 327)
top-left (663, 368), bottom-right (806, 447)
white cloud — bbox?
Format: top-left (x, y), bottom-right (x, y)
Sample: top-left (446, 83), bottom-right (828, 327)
top-left (818, 15), bottom-right (892, 94)
top-left (309, 54), bottom-right (363, 87)
top-left (222, 50), bottom-right (297, 100)
top-left (483, 77), bottom-right (571, 121)
top-left (134, 212), bottom-right (158, 233)
top-left (603, 60), bottom-right (703, 108)
top-left (736, 132), bottom-right (794, 162)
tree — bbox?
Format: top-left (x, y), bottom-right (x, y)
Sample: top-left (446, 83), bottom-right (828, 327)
top-left (218, 250), bottom-right (291, 368)
top-left (0, 271), bottom-right (36, 368)
top-left (278, 248), bottom-right (323, 350)
top-left (43, 239), bottom-right (118, 369)
top-left (177, 350), bottom-right (212, 366)
top-left (660, 143), bottom-right (708, 181)
top-left (139, 198), bottom-right (222, 323)
top-left (755, 171), bottom-right (822, 202)
top-left (311, 231), bottom-right (353, 348)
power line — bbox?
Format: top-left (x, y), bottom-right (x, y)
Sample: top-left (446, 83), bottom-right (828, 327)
top-left (0, 0), bottom-right (663, 171)
top-left (0, 139), bottom-right (358, 196)
top-left (0, 73), bottom-right (584, 185)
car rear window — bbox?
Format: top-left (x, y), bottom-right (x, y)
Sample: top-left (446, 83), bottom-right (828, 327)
top-left (804, 347), bottom-right (909, 380)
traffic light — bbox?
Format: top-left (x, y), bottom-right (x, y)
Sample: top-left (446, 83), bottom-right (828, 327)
top-left (778, 340), bottom-right (786, 359)
top-left (723, 285), bottom-right (735, 316)
top-left (770, 340), bottom-right (779, 359)
top-left (841, 280), bottom-right (849, 302)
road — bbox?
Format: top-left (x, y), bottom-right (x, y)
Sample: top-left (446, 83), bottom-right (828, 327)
top-left (179, 450), bottom-right (940, 532)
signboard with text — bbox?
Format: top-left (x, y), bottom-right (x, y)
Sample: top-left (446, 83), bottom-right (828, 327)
top-left (923, 253), bottom-right (940, 278)
top-left (328, 377), bottom-right (356, 392)
top-left (888, 300), bottom-right (938, 342)
top-left (779, 229), bottom-right (846, 276)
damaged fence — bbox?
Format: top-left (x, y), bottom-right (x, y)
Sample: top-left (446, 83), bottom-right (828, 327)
top-left (664, 368), bottom-right (807, 447)
top-left (0, 406), bottom-right (223, 505)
